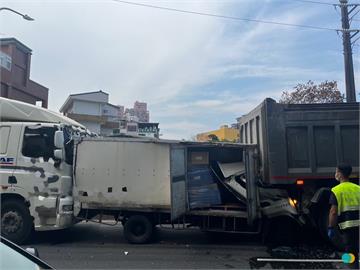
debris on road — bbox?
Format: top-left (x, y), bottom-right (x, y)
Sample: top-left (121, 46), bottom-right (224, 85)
top-left (249, 245), bottom-right (337, 269)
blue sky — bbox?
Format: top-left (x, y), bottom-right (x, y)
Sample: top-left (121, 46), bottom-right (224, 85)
top-left (1, 0), bottom-right (359, 139)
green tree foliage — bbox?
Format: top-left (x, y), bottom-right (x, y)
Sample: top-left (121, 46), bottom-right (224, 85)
top-left (279, 80), bottom-right (345, 104)
top-left (207, 134), bottom-right (219, 142)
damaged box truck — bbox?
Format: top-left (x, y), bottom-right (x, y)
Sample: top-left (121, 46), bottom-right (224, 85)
top-left (0, 97), bottom-right (358, 245)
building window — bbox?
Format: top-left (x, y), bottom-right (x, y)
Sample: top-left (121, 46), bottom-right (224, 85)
top-left (0, 51), bottom-right (12, 71)
top-left (127, 125), bottom-right (138, 132)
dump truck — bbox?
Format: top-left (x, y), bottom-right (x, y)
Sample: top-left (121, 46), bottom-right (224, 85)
top-left (237, 98), bottom-right (359, 240)
top-left (0, 97), bottom-right (358, 244)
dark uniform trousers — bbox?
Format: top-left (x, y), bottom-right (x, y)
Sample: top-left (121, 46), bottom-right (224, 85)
top-left (342, 227), bottom-right (359, 269)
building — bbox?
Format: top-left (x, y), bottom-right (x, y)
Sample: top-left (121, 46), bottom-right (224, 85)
top-left (60, 90), bottom-right (120, 136)
top-left (134, 101), bottom-right (149, 122)
top-left (0, 38), bottom-right (48, 108)
top-left (124, 108), bottom-right (138, 122)
top-left (61, 91), bottom-right (158, 137)
top-left (114, 122), bottom-right (160, 138)
top-left (117, 105), bottom-right (125, 119)
top-left (124, 101), bottom-right (149, 123)
top-left (138, 122), bottom-right (159, 138)
top-left (124, 101), bottom-right (150, 123)
top-left (196, 125), bottom-right (239, 142)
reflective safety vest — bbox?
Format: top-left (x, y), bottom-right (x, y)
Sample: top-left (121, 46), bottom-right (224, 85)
top-left (331, 182), bottom-right (360, 230)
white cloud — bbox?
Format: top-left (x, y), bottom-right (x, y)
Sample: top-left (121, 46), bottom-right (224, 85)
top-left (1, 0), bottom-right (352, 140)
top-left (193, 99), bottom-right (225, 108)
top-left (160, 121), bottom-right (208, 140)
top-left (223, 64), bottom-right (341, 81)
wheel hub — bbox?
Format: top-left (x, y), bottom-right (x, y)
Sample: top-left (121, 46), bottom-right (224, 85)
top-left (133, 223), bottom-right (145, 236)
top-left (2, 211), bottom-right (23, 234)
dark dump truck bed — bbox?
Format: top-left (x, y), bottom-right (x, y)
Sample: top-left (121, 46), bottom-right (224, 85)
top-left (237, 98), bottom-right (359, 185)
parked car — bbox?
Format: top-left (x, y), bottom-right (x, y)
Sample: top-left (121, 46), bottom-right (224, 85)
top-left (0, 236), bottom-right (54, 269)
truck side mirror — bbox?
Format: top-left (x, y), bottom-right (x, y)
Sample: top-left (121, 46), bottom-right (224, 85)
top-left (54, 130), bottom-right (64, 149)
top-left (54, 149), bottom-right (63, 160)
top-left (25, 247), bottom-right (40, 257)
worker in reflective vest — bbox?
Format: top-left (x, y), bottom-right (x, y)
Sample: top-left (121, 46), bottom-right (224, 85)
top-left (328, 163), bottom-right (359, 269)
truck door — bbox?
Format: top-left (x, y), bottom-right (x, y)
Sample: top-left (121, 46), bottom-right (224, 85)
top-left (170, 145), bottom-right (187, 221)
top-left (13, 124), bottom-right (70, 229)
top-left (244, 146), bottom-right (260, 225)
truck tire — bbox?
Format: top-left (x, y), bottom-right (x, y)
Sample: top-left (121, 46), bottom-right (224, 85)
top-left (1, 199), bottom-right (33, 244)
top-left (123, 215), bottom-right (153, 244)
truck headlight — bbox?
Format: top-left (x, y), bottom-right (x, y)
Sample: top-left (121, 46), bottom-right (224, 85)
top-left (288, 198), bottom-right (297, 208)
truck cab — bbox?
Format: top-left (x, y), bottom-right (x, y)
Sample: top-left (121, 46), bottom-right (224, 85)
top-left (0, 122), bottom-right (74, 243)
top-left (0, 97), bottom-right (87, 244)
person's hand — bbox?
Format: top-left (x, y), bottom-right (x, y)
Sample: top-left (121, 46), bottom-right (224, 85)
top-left (327, 227), bottom-right (335, 238)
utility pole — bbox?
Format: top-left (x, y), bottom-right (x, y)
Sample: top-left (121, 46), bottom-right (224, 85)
top-left (337, 0), bottom-right (359, 102)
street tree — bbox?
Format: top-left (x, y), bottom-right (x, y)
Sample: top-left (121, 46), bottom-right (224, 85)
top-left (279, 80), bottom-right (345, 104)
top-left (208, 134), bottom-right (219, 142)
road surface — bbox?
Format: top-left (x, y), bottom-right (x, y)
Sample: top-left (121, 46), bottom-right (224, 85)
top-left (27, 222), bottom-right (270, 269)
top-left (24, 222), bottom-right (342, 269)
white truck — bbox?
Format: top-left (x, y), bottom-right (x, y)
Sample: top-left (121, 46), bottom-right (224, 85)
top-left (1, 97), bottom-right (272, 244)
top-left (1, 97), bottom-right (291, 244)
top-left (2, 97), bottom-right (357, 245)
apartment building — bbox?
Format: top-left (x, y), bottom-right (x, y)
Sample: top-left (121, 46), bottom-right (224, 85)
top-left (60, 90), bottom-right (120, 136)
top-left (0, 38), bottom-right (48, 107)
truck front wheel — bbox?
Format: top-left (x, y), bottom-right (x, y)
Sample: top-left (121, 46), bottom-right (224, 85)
top-left (123, 215), bottom-right (153, 244)
top-left (1, 199), bottom-right (33, 244)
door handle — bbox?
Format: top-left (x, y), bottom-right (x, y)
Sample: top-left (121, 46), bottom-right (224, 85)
top-left (8, 176), bottom-right (17, 184)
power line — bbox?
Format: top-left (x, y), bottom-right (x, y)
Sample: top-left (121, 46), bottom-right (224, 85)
top-left (112, 0), bottom-right (336, 31)
top-left (291, 0), bottom-right (360, 5)
top-left (290, 0), bottom-right (335, 6)
top-left (291, 1), bottom-right (360, 23)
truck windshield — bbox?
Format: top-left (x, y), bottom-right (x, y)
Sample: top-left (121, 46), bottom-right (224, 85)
top-left (22, 126), bottom-right (56, 161)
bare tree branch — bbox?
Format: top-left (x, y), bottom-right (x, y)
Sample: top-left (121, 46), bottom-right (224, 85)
top-left (279, 80), bottom-right (345, 104)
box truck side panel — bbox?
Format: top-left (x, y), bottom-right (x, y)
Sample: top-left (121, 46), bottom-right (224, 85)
top-left (74, 140), bottom-right (171, 209)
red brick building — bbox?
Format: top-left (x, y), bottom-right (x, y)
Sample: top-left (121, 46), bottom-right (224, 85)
top-left (0, 38), bottom-right (48, 108)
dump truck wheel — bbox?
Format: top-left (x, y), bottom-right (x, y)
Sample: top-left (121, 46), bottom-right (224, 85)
top-left (123, 215), bottom-right (153, 244)
top-left (1, 199), bottom-right (33, 244)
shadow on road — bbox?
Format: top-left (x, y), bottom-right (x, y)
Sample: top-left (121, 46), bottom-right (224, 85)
top-left (31, 222), bottom-right (263, 246)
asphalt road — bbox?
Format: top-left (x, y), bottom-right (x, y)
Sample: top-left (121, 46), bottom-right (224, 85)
top-left (24, 222), bottom-right (342, 269)
top-left (25, 222), bottom-right (270, 269)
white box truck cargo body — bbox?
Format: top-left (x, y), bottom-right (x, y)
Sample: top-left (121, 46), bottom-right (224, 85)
top-left (71, 136), bottom-right (263, 243)
top-left (74, 138), bottom-right (171, 210)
